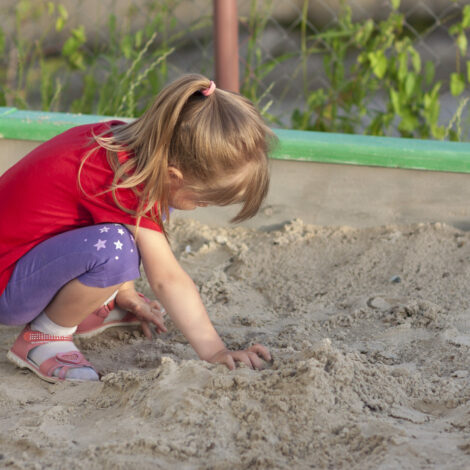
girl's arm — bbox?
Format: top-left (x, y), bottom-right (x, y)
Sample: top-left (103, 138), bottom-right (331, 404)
top-left (125, 225), bottom-right (271, 369)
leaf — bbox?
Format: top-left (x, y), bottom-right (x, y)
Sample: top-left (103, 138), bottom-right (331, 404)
top-left (368, 51), bottom-right (387, 79)
top-left (72, 25), bottom-right (86, 43)
top-left (55, 16), bottom-right (65, 32)
top-left (432, 126), bottom-right (445, 140)
top-left (450, 73), bottom-right (465, 96)
top-left (62, 26), bottom-right (87, 70)
top-left (457, 32), bottom-right (468, 56)
top-left (425, 61), bottom-right (435, 86)
top-left (430, 82), bottom-right (442, 99)
top-left (57, 4), bottom-right (68, 20)
top-left (399, 111), bottom-right (419, 133)
top-left (409, 47), bottom-right (421, 72)
top-left (390, 88), bottom-right (401, 114)
top-left (398, 52), bottom-right (408, 81)
top-left (423, 90), bottom-right (440, 125)
top-left (391, 0), bottom-right (400, 10)
top-left (55, 4), bottom-right (68, 30)
top-left (405, 73), bottom-right (416, 98)
top-left (355, 19), bottom-right (374, 45)
top-left (306, 89), bottom-right (327, 109)
top-left (463, 5), bottom-right (470, 28)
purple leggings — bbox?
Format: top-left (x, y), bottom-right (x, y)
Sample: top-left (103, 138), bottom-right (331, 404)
top-left (0, 224), bottom-right (140, 325)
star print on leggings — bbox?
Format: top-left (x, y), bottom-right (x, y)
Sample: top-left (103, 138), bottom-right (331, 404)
top-left (94, 239), bottom-right (107, 251)
top-left (92, 226), bottom-right (130, 253)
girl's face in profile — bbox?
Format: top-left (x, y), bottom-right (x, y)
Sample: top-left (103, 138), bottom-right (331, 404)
top-left (166, 167), bottom-right (209, 210)
top-left (168, 185), bottom-right (208, 210)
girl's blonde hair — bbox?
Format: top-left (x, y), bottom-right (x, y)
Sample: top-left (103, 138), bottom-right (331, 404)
top-left (92, 73), bottom-right (276, 232)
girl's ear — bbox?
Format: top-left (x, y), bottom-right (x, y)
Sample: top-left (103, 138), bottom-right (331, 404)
top-left (167, 166), bottom-right (184, 188)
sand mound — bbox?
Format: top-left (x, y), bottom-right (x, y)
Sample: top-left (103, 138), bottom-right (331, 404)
top-left (1, 218), bottom-right (470, 469)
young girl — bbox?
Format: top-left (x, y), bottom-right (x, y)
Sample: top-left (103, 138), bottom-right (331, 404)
top-left (0, 74), bottom-right (274, 383)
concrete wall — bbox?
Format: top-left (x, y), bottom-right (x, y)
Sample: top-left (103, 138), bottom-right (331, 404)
top-left (1, 140), bottom-right (41, 174)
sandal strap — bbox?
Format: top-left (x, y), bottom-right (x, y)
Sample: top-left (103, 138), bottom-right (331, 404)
top-left (137, 293), bottom-right (150, 303)
top-left (23, 329), bottom-right (73, 346)
top-left (89, 293), bottom-right (148, 320)
top-left (39, 350), bottom-right (94, 379)
top-left (94, 299), bottom-right (116, 319)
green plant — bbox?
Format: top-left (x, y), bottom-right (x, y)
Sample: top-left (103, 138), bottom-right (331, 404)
top-left (289, 0), bottom-right (470, 140)
top-left (0, 0), bottom-right (68, 110)
top-left (0, 0), bottom-right (211, 117)
top-left (292, 0), bottom-right (376, 133)
top-left (444, 97), bottom-right (470, 140)
top-left (291, 0), bottom-right (451, 139)
top-left (67, 0), bottom-right (211, 117)
top-left (239, 0), bottom-right (291, 123)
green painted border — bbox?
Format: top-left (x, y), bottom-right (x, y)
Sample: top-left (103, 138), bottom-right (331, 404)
top-left (273, 129), bottom-right (470, 173)
top-left (2, 107), bottom-right (470, 173)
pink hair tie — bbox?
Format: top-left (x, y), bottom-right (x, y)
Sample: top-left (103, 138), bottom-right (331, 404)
top-left (201, 80), bottom-right (216, 96)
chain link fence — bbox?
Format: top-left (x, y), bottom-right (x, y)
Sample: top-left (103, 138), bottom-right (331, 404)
top-left (1, 0), bottom-right (470, 138)
top-left (236, 0), bottom-right (470, 138)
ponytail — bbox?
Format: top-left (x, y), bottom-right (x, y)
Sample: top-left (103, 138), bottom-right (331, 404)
top-left (92, 73), bottom-right (275, 234)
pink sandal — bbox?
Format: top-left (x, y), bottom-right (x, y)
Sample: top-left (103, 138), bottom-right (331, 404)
top-left (74, 293), bottom-right (150, 339)
top-left (7, 325), bottom-right (98, 383)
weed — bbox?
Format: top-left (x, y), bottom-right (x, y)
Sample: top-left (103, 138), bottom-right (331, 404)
top-left (288, 0), bottom-right (470, 140)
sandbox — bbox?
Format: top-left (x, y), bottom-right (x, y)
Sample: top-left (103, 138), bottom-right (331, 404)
top-left (1, 108), bottom-right (470, 469)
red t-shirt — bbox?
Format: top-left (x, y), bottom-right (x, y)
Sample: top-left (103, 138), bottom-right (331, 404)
top-left (0, 120), bottom-right (162, 296)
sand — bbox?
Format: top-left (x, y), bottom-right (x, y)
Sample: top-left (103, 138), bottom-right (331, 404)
top-left (1, 217), bottom-right (470, 469)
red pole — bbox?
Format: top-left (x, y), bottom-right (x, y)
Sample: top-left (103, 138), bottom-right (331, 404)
top-left (213, 0), bottom-right (239, 93)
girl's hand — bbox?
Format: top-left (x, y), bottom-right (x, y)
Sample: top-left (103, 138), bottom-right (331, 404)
top-left (207, 344), bottom-right (272, 370)
top-left (115, 286), bottom-right (167, 339)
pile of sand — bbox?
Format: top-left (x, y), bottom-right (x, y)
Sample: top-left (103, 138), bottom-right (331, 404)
top-left (1, 218), bottom-right (470, 469)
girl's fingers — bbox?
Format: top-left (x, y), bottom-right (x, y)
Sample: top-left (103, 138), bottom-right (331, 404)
top-left (141, 320), bottom-right (153, 340)
top-left (149, 300), bottom-right (166, 315)
top-left (248, 344), bottom-right (272, 362)
top-left (231, 352), bottom-right (254, 369)
top-left (148, 315), bottom-right (166, 334)
top-left (230, 347), bottom-right (271, 370)
top-left (246, 351), bottom-right (264, 370)
top-left (210, 348), bottom-right (270, 371)
top-left (136, 305), bottom-right (166, 329)
top-left (209, 350), bottom-right (236, 370)
top-left (151, 311), bottom-right (167, 333)
top-left (223, 354), bottom-right (236, 370)
top-left (116, 293), bottom-right (167, 336)
top-left (233, 351), bottom-right (263, 370)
